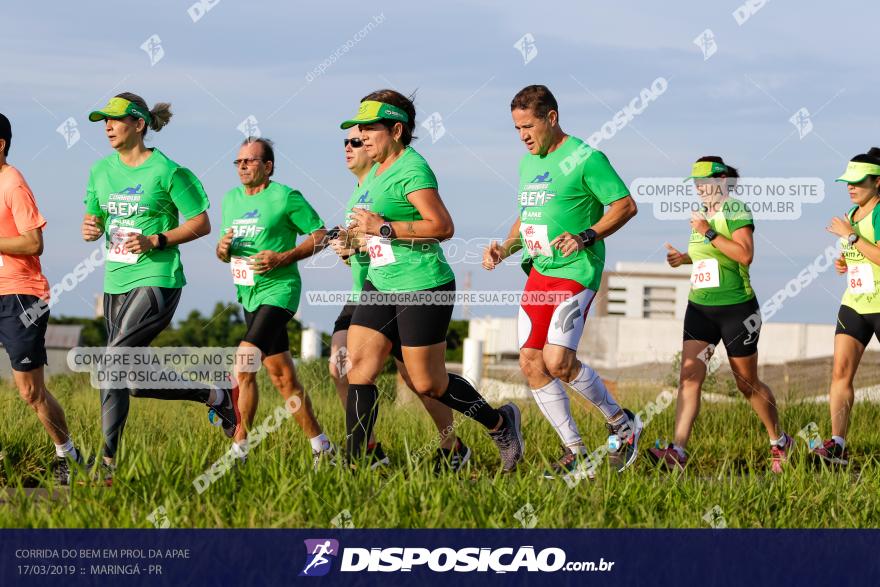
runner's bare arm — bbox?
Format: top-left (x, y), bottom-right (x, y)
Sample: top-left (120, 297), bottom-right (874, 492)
top-left (349, 188), bottom-right (454, 243)
top-left (0, 227), bottom-right (43, 255)
top-left (708, 226), bottom-right (754, 266)
top-left (590, 195), bottom-right (637, 240)
top-left (499, 218), bottom-right (524, 258)
top-left (125, 211), bottom-right (211, 253)
top-left (253, 227), bottom-right (329, 273)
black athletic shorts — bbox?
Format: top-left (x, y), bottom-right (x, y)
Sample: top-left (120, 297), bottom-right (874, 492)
top-left (334, 301), bottom-right (402, 361)
top-left (333, 303), bottom-right (357, 334)
top-left (243, 305), bottom-right (292, 356)
top-left (683, 297), bottom-right (761, 358)
top-left (350, 279), bottom-right (455, 355)
top-left (0, 294), bottom-right (49, 372)
top-left (835, 304), bottom-right (880, 347)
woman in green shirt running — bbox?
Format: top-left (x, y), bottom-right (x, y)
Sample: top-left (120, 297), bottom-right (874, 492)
top-left (81, 92), bottom-right (235, 483)
top-left (815, 148), bottom-right (880, 466)
top-left (328, 127), bottom-right (465, 473)
top-left (648, 156), bottom-right (791, 472)
top-left (338, 89), bottom-right (524, 472)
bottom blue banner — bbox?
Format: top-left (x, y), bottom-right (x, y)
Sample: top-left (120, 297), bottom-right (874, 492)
top-left (1, 529), bottom-right (877, 585)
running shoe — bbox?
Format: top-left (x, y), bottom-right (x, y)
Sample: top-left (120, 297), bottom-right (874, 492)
top-left (542, 446), bottom-right (592, 480)
top-left (313, 444), bottom-right (338, 471)
top-left (488, 403), bottom-right (524, 473)
top-left (811, 439), bottom-right (849, 466)
top-left (647, 443), bottom-right (688, 471)
top-left (606, 409), bottom-right (642, 472)
top-left (770, 433), bottom-right (794, 474)
top-left (433, 439), bottom-right (472, 474)
top-left (208, 384), bottom-right (240, 439)
top-left (366, 443), bottom-right (390, 470)
top-left (53, 451), bottom-right (85, 486)
top-left (85, 456), bottom-right (115, 486)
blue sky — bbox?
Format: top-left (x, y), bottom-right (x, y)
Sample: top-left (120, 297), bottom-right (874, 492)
top-left (3, 1), bottom-right (878, 330)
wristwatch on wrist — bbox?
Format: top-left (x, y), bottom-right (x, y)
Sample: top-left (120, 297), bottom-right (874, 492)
top-left (704, 229), bottom-right (718, 242)
top-left (577, 228), bottom-right (598, 247)
top-left (379, 222), bottom-right (394, 239)
top-left (155, 233), bottom-right (168, 251)
top-left (848, 233), bottom-right (859, 246)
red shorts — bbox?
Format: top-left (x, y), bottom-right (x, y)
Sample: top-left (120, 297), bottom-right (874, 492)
top-left (518, 269), bottom-right (595, 350)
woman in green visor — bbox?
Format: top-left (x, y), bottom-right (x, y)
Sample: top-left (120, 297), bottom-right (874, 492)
top-left (815, 148), bottom-right (880, 466)
top-left (337, 89), bottom-right (524, 473)
top-left (81, 92), bottom-right (235, 484)
top-left (648, 156), bottom-right (791, 473)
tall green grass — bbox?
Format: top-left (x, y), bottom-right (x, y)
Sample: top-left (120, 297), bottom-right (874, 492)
top-left (0, 364), bottom-right (878, 528)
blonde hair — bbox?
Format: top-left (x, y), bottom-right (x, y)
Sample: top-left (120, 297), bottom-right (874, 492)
top-left (116, 92), bottom-right (172, 134)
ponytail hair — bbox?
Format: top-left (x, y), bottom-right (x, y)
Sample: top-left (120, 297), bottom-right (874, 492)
top-left (116, 92), bottom-right (172, 135)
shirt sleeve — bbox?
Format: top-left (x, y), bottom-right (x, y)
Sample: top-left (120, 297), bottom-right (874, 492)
top-left (168, 167), bottom-right (210, 219)
top-left (287, 189), bottom-right (324, 236)
top-left (7, 184), bottom-right (47, 234)
top-left (726, 199), bottom-right (755, 234)
top-left (871, 205), bottom-right (880, 244)
top-left (400, 161), bottom-right (438, 196)
top-left (84, 168), bottom-right (104, 217)
top-left (582, 150), bottom-right (630, 205)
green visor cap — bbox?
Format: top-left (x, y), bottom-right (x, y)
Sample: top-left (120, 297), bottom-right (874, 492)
top-left (88, 97), bottom-right (152, 125)
top-left (836, 161), bottom-right (880, 184)
top-left (684, 161), bottom-right (728, 182)
top-left (340, 100), bottom-right (409, 129)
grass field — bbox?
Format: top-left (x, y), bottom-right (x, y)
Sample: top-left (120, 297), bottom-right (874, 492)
top-left (1, 363), bottom-right (879, 529)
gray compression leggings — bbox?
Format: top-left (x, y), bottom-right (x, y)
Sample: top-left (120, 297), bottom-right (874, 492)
top-left (101, 286), bottom-right (211, 459)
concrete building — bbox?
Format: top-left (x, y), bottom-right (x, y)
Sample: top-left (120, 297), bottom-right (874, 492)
top-left (593, 262), bottom-right (691, 319)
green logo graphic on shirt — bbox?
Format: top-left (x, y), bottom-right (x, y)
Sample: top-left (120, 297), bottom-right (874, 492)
top-left (519, 171), bottom-right (556, 208)
top-left (231, 209), bottom-right (265, 244)
top-left (103, 184), bottom-right (149, 218)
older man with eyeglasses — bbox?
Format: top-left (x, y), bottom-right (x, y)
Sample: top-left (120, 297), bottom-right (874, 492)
top-left (216, 136), bottom-right (334, 470)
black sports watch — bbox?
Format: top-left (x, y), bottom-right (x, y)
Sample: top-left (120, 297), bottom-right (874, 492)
top-left (577, 228), bottom-right (598, 247)
top-left (379, 222), bottom-right (394, 239)
top-left (704, 229), bottom-right (718, 242)
top-left (155, 232), bottom-right (168, 250)
top-left (848, 233), bottom-right (859, 246)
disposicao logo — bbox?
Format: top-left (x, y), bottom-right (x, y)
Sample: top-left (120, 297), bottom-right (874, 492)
top-left (300, 539), bottom-right (339, 577)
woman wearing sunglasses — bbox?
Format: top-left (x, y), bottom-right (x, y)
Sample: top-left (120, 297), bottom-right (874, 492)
top-left (338, 89), bottom-right (524, 472)
top-left (327, 128), bottom-right (467, 473)
top-left (82, 92), bottom-right (235, 483)
top-left (648, 156), bottom-right (791, 472)
top-left (814, 148), bottom-right (880, 466)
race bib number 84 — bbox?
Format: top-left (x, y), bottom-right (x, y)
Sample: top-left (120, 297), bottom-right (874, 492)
top-left (848, 263), bottom-right (875, 294)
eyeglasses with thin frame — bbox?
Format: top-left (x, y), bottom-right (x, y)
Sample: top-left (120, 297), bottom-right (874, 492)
top-left (344, 138), bottom-right (364, 148)
top-left (233, 157), bottom-right (264, 167)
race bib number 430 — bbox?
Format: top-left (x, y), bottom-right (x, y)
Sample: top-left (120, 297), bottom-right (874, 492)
top-left (691, 258), bottom-right (720, 289)
top-left (848, 263), bottom-right (875, 294)
top-left (367, 236), bottom-right (396, 268)
top-left (108, 226), bottom-right (142, 264)
top-left (231, 256), bottom-right (255, 286)
top-left (520, 223), bottom-right (551, 257)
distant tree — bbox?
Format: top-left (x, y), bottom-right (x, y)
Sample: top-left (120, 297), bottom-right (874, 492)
top-left (445, 319), bottom-right (469, 362)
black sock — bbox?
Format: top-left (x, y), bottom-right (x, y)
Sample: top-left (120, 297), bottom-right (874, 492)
top-left (346, 384), bottom-right (379, 459)
top-left (437, 374), bottom-right (501, 430)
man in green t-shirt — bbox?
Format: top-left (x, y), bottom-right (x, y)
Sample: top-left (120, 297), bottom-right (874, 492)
top-left (483, 85), bottom-right (642, 480)
top-left (216, 137), bottom-right (333, 469)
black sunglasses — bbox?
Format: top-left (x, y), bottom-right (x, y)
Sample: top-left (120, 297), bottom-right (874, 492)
top-left (344, 138), bottom-right (364, 148)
